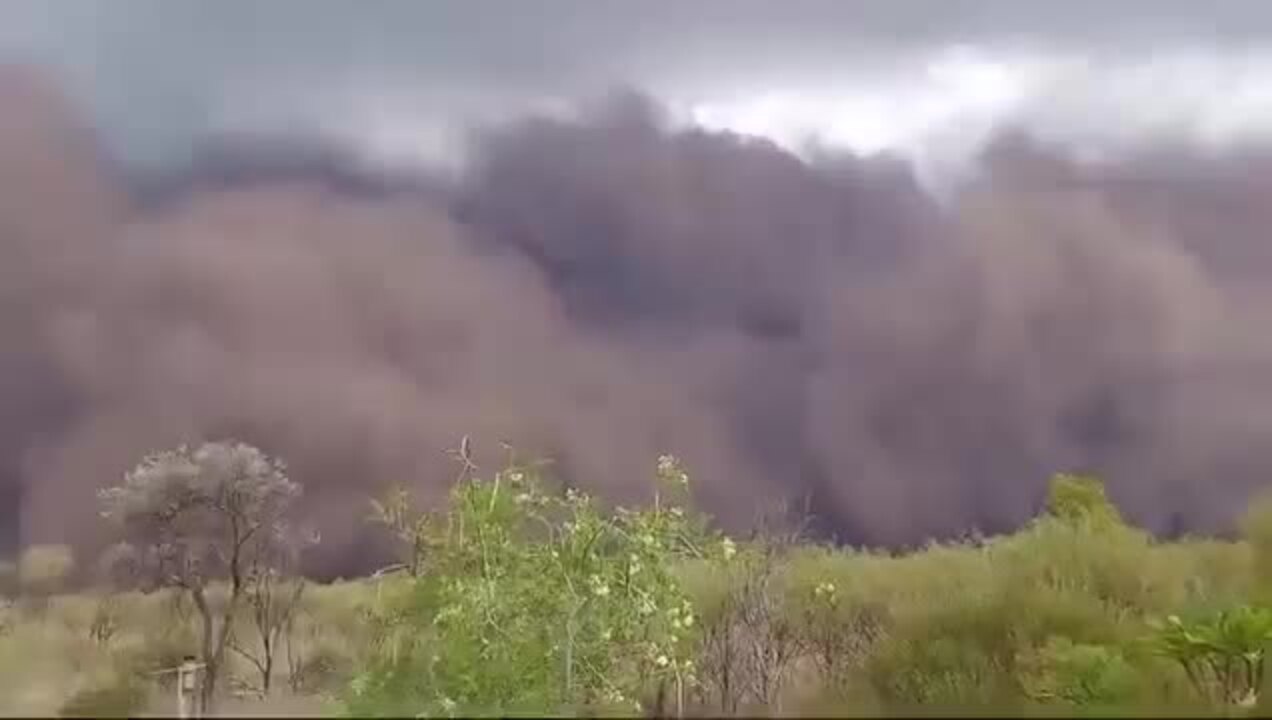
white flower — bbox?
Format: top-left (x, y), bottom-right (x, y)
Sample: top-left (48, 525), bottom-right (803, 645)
top-left (682, 613), bottom-right (695, 628)
top-left (655, 654), bottom-right (669, 668)
top-left (590, 577), bottom-right (611, 599)
top-left (509, 471), bottom-right (525, 483)
top-left (657, 455), bottom-right (676, 474)
top-left (350, 674), bottom-right (370, 696)
top-left (721, 536), bottom-right (737, 561)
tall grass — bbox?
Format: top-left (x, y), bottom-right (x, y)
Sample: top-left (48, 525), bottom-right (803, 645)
top-left (0, 582), bottom-right (376, 717)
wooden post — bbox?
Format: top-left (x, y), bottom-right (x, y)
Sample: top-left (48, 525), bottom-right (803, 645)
top-left (150, 657), bottom-right (206, 719)
top-left (177, 656), bottom-right (203, 719)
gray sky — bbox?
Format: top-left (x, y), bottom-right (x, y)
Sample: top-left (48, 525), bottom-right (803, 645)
top-left (6, 1), bottom-right (1272, 172)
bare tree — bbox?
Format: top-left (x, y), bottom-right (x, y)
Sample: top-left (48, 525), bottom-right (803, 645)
top-left (727, 541), bottom-right (805, 712)
top-left (283, 609), bottom-right (307, 694)
top-left (368, 485), bottom-right (432, 577)
top-left (697, 502), bottom-right (810, 715)
top-left (99, 441), bottom-right (301, 714)
top-left (89, 542), bottom-right (144, 647)
top-left (227, 524), bottom-right (315, 696)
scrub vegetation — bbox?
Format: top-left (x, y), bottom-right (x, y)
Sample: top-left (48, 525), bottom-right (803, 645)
top-left (3, 442), bottom-right (1272, 718)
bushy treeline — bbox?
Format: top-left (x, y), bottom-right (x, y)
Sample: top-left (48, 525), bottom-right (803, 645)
top-left (344, 466), bottom-right (1272, 717)
top-left (4, 444), bottom-right (1272, 717)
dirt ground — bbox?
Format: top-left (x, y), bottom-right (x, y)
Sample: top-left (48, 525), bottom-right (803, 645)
top-left (142, 692), bottom-right (329, 718)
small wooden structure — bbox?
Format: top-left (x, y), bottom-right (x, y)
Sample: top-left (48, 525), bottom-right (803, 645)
top-left (153, 655), bottom-right (206, 719)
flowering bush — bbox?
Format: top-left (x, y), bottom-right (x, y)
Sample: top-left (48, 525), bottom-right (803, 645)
top-left (343, 452), bottom-right (714, 717)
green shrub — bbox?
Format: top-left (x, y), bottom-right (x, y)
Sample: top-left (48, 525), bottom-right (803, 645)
top-left (1, 461), bottom-right (1265, 717)
top-left (781, 549), bottom-right (891, 693)
top-left (1016, 637), bottom-right (1141, 707)
top-left (865, 587), bottom-right (1017, 709)
top-left (343, 453), bottom-right (713, 717)
top-left (1149, 604), bottom-right (1272, 708)
top-left (1046, 473), bottom-right (1123, 528)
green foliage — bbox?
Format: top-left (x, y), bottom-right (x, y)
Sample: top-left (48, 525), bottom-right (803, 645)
top-left (864, 581), bottom-right (1018, 710)
top-left (1017, 637), bottom-right (1142, 708)
top-left (1149, 605), bottom-right (1272, 707)
top-left (11, 454), bottom-right (1272, 717)
top-left (774, 490), bottom-right (1245, 716)
top-left (1046, 473), bottom-right (1123, 529)
top-left (344, 453), bottom-right (713, 717)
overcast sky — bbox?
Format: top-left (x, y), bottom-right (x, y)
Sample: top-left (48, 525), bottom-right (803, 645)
top-left (5, 1), bottom-right (1272, 174)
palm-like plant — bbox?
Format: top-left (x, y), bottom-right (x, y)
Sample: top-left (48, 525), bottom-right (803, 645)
top-left (1150, 605), bottom-right (1272, 708)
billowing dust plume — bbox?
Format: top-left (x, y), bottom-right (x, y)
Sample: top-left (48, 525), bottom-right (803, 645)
top-left (3, 71), bottom-right (1272, 574)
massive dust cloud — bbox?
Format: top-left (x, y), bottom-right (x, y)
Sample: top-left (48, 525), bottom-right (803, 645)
top-left (4, 64), bottom-right (1272, 575)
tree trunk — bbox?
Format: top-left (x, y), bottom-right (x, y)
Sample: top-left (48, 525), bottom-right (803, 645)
top-left (652, 680), bottom-right (667, 718)
top-left (263, 651), bottom-right (273, 695)
top-left (261, 627), bottom-right (275, 696)
top-left (191, 587), bottom-right (218, 715)
top-left (209, 597), bottom-right (239, 711)
top-left (192, 585), bottom-right (240, 714)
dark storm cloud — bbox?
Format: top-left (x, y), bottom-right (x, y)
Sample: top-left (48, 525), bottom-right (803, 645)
top-left (7, 1), bottom-right (1272, 170)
